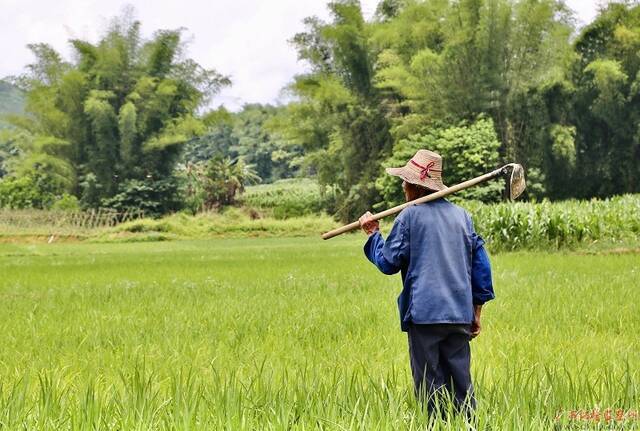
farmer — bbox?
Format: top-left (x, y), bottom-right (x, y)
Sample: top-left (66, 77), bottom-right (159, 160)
top-left (358, 149), bottom-right (494, 415)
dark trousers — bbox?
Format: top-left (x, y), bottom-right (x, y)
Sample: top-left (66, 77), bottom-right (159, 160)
top-left (407, 323), bottom-right (475, 415)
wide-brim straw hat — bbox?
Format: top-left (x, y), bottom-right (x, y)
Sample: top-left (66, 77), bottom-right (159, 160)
top-left (386, 149), bottom-right (447, 191)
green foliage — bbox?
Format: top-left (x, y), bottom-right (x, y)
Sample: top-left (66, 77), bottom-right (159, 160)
top-left (234, 105), bottom-right (301, 182)
top-left (522, 167), bottom-right (547, 201)
top-left (5, 1), bottom-right (640, 220)
top-left (549, 124), bottom-right (576, 168)
top-left (240, 178), bottom-right (336, 219)
top-left (6, 10), bottom-right (230, 212)
top-left (0, 130), bottom-right (20, 178)
top-left (1, 192), bottom-right (638, 251)
top-left (101, 208), bottom-right (337, 240)
top-left (570, 3), bottom-right (640, 198)
top-left (272, 1), bottom-right (393, 222)
top-left (183, 104), bottom-right (302, 183)
top-left (0, 173), bottom-right (60, 209)
top-left (465, 194), bottom-right (640, 251)
top-left (100, 178), bottom-right (182, 218)
top-left (377, 118), bottom-right (502, 208)
top-left (51, 193), bottom-right (81, 211)
top-left (0, 81), bottom-right (26, 177)
top-left (181, 157), bottom-right (260, 212)
top-left (183, 122), bottom-right (237, 164)
top-left (372, 0), bottom-right (577, 198)
top-left (0, 80), bottom-right (25, 128)
top-left (0, 135), bottom-right (73, 209)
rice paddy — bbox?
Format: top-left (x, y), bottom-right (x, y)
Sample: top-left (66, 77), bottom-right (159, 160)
top-left (0, 237), bottom-right (638, 429)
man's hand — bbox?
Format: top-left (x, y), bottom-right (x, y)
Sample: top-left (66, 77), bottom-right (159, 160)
top-left (470, 304), bottom-right (482, 339)
top-left (358, 211), bottom-right (379, 236)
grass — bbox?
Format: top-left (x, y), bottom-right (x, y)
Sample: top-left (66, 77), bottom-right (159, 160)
top-left (95, 208), bottom-right (339, 242)
top-left (0, 237), bottom-right (638, 429)
top-left (0, 207), bottom-right (339, 243)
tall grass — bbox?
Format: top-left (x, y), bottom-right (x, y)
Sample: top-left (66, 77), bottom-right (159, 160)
top-left (0, 238), bottom-right (637, 429)
top-left (0, 208), bottom-right (144, 239)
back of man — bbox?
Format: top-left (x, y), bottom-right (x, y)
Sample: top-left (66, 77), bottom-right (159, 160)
top-left (358, 149), bottom-right (494, 418)
top-left (396, 200), bottom-right (476, 329)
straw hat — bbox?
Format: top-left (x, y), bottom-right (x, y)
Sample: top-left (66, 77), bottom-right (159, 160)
top-left (385, 149), bottom-right (447, 191)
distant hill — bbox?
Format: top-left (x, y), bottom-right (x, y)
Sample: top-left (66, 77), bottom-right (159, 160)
top-left (0, 80), bottom-right (25, 128)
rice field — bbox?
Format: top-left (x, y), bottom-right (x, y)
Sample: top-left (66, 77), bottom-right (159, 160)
top-left (0, 237), bottom-right (638, 430)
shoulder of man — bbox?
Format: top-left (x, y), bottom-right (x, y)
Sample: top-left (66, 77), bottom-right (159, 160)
top-left (395, 205), bottom-right (413, 225)
top-left (445, 200), bottom-right (474, 225)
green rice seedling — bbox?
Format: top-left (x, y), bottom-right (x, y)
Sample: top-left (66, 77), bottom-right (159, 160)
top-left (0, 238), bottom-right (637, 429)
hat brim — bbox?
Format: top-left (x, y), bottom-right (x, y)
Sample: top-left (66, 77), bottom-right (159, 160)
top-left (386, 166), bottom-right (447, 192)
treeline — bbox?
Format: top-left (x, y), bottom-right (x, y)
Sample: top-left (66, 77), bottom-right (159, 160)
top-left (273, 0), bottom-right (640, 219)
top-left (1, 1), bottom-right (639, 221)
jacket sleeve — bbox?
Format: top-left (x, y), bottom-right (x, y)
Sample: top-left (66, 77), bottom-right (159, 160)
top-left (363, 216), bottom-right (409, 275)
top-left (468, 214), bottom-right (495, 305)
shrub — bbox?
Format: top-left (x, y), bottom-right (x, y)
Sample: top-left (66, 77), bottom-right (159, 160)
top-left (180, 157), bottom-right (261, 213)
top-left (0, 171), bottom-right (65, 209)
top-left (376, 118), bottom-right (502, 209)
top-left (51, 193), bottom-right (80, 211)
top-left (100, 178), bottom-right (182, 218)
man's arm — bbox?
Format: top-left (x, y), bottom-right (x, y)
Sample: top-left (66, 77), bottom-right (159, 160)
top-left (471, 304), bottom-right (483, 338)
top-left (469, 216), bottom-right (495, 338)
top-left (359, 211), bottom-right (407, 275)
top-left (471, 242), bottom-right (495, 306)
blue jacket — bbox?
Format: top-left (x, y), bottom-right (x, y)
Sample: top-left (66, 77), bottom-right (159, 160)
top-left (364, 198), bottom-right (494, 331)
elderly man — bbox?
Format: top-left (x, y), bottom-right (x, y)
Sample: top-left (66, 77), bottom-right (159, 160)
top-left (358, 149), bottom-right (495, 415)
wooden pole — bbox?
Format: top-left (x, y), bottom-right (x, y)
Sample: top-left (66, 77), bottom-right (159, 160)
top-left (321, 165), bottom-right (510, 240)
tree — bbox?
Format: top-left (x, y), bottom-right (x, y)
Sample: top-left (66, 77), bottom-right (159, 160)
top-left (373, 0), bottom-right (576, 197)
top-left (569, 2), bottom-right (640, 197)
top-left (233, 104), bottom-right (299, 182)
top-left (376, 118), bottom-right (502, 207)
top-left (274, 0), bottom-right (393, 221)
top-left (183, 104), bottom-right (302, 183)
top-left (4, 9), bottom-right (230, 212)
top-left (183, 157), bottom-right (260, 211)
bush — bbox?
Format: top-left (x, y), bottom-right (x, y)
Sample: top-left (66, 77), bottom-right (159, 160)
top-left (51, 194), bottom-right (80, 211)
top-left (0, 173), bottom-right (64, 209)
top-left (376, 118), bottom-right (502, 209)
top-left (100, 178), bottom-right (182, 218)
top-left (0, 176), bottom-right (44, 209)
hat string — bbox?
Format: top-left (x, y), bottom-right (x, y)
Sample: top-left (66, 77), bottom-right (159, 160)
top-left (411, 160), bottom-right (441, 180)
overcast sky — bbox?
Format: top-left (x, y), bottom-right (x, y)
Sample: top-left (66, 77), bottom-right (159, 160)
top-left (1, 0), bottom-right (602, 111)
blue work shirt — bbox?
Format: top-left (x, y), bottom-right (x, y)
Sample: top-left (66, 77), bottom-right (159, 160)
top-left (364, 198), bottom-right (494, 332)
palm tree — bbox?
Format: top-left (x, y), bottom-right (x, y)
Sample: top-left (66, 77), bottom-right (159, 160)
top-left (186, 156), bottom-right (260, 211)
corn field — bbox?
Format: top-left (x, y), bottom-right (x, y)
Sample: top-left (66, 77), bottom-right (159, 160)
top-left (465, 194), bottom-right (640, 251)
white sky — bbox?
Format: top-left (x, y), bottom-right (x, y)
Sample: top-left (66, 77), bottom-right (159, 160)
top-left (1, 0), bottom-right (601, 111)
